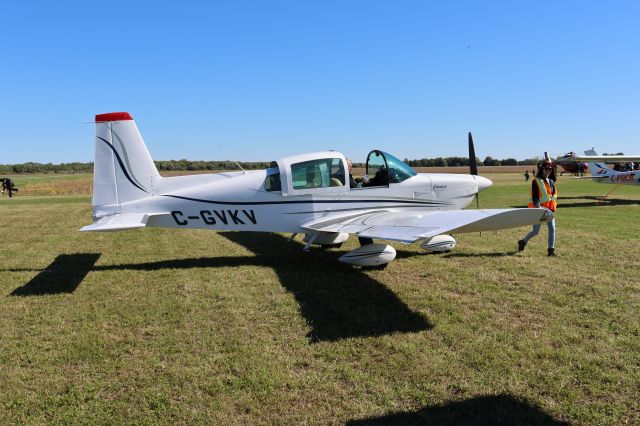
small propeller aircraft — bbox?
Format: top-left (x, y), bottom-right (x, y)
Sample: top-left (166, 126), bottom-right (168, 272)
top-left (81, 112), bottom-right (553, 267)
top-left (576, 149), bottom-right (640, 185)
top-left (555, 152), bottom-right (589, 176)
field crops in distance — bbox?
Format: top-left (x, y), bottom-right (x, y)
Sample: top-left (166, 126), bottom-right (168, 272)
top-left (0, 172), bottom-right (638, 424)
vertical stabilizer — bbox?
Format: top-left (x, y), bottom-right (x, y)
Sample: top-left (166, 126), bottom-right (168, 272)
top-left (583, 150), bottom-right (613, 178)
top-left (587, 161), bottom-right (614, 178)
top-left (93, 112), bottom-right (160, 212)
top-left (587, 161), bottom-right (611, 177)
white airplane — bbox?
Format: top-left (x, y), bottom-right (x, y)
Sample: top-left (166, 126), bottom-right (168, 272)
top-left (569, 150), bottom-right (640, 163)
top-left (580, 149), bottom-right (640, 185)
top-left (81, 112), bottom-right (553, 267)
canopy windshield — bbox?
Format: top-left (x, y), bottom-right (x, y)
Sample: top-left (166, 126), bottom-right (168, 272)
top-left (365, 150), bottom-right (417, 185)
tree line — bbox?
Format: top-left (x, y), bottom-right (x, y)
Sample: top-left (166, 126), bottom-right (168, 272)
top-left (403, 156), bottom-right (540, 167)
top-left (0, 160), bottom-right (273, 174)
top-left (1, 156), bottom-right (543, 174)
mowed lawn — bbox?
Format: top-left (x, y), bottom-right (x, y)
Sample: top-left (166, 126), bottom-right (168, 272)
top-left (0, 173), bottom-right (638, 424)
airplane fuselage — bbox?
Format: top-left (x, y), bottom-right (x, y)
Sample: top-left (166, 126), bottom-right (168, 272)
top-left (594, 169), bottom-right (640, 185)
top-left (129, 171), bottom-right (488, 233)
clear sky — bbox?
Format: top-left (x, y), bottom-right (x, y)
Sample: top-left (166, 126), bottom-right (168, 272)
top-left (1, 1), bottom-right (638, 164)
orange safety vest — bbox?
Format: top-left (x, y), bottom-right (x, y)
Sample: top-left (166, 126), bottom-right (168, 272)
top-left (528, 177), bottom-right (557, 212)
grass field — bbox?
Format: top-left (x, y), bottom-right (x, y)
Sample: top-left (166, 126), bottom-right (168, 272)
top-left (1, 173), bottom-right (638, 424)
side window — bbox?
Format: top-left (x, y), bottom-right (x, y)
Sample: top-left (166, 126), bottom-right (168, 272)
top-left (264, 172), bottom-right (281, 192)
top-left (291, 158), bottom-right (345, 190)
top-left (330, 159), bottom-right (346, 186)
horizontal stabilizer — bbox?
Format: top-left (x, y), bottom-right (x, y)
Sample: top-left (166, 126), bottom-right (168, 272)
top-left (80, 213), bottom-right (160, 232)
top-left (573, 175), bottom-right (609, 180)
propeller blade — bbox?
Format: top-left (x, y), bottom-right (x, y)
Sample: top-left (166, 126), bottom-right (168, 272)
top-left (468, 132), bottom-right (478, 176)
top-left (469, 133), bottom-right (481, 233)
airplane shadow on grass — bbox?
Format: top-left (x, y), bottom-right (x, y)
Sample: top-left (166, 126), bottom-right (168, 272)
top-left (442, 251), bottom-right (519, 258)
top-left (393, 248), bottom-right (519, 260)
top-left (218, 232), bottom-right (432, 342)
top-left (8, 233), bottom-right (431, 342)
top-left (347, 394), bottom-right (569, 425)
top-left (10, 253), bottom-right (101, 296)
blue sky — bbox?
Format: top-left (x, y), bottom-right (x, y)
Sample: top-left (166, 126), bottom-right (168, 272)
top-left (1, 1), bottom-right (638, 164)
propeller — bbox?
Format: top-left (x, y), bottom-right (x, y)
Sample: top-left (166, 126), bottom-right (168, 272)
top-left (468, 132), bottom-right (478, 176)
top-left (468, 132), bottom-right (479, 209)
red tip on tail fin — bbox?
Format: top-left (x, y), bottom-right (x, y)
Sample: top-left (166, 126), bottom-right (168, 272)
top-left (95, 112), bottom-right (133, 122)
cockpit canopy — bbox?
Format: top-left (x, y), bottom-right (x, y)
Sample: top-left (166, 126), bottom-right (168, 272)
top-left (264, 150), bottom-right (417, 194)
top-left (365, 150), bottom-right (417, 185)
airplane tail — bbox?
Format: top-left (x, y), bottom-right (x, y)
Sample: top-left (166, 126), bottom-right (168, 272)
top-left (583, 149), bottom-right (615, 178)
top-left (92, 112), bottom-right (161, 214)
top-left (587, 161), bottom-right (614, 177)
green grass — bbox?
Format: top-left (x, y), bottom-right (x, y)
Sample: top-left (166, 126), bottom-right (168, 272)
top-left (0, 173), bottom-right (638, 424)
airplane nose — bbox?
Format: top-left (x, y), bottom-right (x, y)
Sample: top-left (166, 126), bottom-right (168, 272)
top-left (475, 175), bottom-right (493, 192)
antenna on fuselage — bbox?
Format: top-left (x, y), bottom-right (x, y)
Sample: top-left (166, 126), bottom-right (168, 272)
top-left (219, 145), bottom-right (247, 174)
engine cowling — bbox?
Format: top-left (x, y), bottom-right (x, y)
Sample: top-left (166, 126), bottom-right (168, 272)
top-left (420, 234), bottom-right (456, 253)
top-left (339, 244), bottom-right (396, 266)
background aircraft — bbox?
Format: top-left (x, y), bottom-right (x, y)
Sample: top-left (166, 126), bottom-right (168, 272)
top-left (555, 152), bottom-right (589, 176)
top-left (81, 112), bottom-right (553, 267)
top-left (580, 150), bottom-right (640, 185)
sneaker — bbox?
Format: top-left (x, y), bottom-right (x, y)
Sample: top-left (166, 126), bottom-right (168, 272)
top-left (518, 240), bottom-right (527, 251)
top-left (548, 248), bottom-right (556, 257)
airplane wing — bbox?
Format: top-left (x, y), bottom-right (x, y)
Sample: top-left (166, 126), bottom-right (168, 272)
top-left (80, 212), bottom-right (168, 232)
top-left (302, 208), bottom-right (553, 243)
top-left (570, 155), bottom-right (640, 162)
top-left (562, 153), bottom-right (640, 162)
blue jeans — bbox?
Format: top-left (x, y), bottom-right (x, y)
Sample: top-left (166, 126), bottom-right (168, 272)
top-left (522, 218), bottom-right (555, 249)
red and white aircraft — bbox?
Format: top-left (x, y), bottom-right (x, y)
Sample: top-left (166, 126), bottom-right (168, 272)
top-left (81, 112), bottom-right (553, 267)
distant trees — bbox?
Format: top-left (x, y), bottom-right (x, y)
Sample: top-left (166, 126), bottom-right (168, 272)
top-left (500, 158), bottom-right (518, 166)
top-left (482, 156), bottom-right (500, 166)
top-left (520, 158), bottom-right (540, 165)
top-left (154, 160), bottom-right (272, 172)
top-left (404, 155), bottom-right (537, 168)
top-left (0, 162), bottom-right (93, 174)
top-left (0, 160), bottom-right (277, 174)
top-left (405, 156), bottom-right (480, 167)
